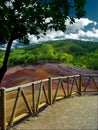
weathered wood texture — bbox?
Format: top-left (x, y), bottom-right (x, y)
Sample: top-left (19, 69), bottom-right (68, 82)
top-left (0, 74), bottom-right (98, 130)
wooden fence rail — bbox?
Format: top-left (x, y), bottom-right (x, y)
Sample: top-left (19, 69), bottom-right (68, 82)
top-left (0, 74), bottom-right (98, 130)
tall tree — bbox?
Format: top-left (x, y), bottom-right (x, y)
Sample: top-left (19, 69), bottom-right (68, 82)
top-left (0, 0), bottom-right (86, 83)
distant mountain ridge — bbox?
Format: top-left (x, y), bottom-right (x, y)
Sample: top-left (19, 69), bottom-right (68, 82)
top-left (0, 39), bottom-right (98, 50)
top-left (0, 39), bottom-right (98, 70)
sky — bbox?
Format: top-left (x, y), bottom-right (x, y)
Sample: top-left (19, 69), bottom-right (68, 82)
top-left (0, 0), bottom-right (98, 50)
top-left (28, 0), bottom-right (98, 43)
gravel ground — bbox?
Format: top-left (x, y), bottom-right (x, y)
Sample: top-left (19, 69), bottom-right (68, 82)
top-left (11, 95), bottom-right (98, 130)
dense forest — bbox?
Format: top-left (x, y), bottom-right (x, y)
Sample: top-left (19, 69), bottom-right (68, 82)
top-left (0, 39), bottom-right (98, 70)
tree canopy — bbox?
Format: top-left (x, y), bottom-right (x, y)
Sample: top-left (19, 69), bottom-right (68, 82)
top-left (0, 0), bottom-right (86, 83)
top-left (0, 0), bottom-right (86, 44)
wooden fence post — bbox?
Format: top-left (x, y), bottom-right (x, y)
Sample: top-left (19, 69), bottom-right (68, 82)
top-left (0, 87), bottom-right (6, 130)
top-left (32, 83), bottom-right (36, 113)
top-left (67, 77), bottom-right (70, 97)
top-left (48, 77), bottom-right (52, 105)
top-left (79, 75), bottom-right (82, 96)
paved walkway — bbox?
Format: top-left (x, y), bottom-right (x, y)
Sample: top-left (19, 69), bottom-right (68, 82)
top-left (11, 95), bottom-right (98, 130)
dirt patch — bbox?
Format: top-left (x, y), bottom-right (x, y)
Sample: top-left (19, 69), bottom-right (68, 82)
top-left (12, 95), bottom-right (98, 130)
top-left (1, 63), bottom-right (98, 88)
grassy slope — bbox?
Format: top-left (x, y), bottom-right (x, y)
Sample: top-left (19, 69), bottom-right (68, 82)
top-left (0, 39), bottom-right (98, 69)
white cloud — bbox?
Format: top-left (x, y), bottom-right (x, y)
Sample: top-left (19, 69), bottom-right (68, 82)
top-left (0, 18), bottom-right (98, 50)
top-left (28, 30), bottom-right (65, 43)
top-left (28, 34), bottom-right (38, 43)
top-left (65, 18), bottom-right (94, 33)
top-left (76, 18), bottom-right (94, 26)
top-left (28, 18), bottom-right (98, 43)
top-left (66, 18), bottom-right (98, 41)
top-left (43, 18), bottom-right (97, 42)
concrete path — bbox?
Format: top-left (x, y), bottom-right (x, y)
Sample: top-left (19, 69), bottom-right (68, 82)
top-left (11, 95), bottom-right (98, 130)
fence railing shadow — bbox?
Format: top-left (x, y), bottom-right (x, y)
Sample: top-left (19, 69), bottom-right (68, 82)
top-left (0, 74), bottom-right (98, 130)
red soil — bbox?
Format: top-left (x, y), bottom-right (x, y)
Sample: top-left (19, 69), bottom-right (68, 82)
top-left (0, 63), bottom-right (98, 89)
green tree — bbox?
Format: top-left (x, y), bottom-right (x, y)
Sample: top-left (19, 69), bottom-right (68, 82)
top-left (87, 50), bottom-right (98, 70)
top-left (0, 0), bottom-right (86, 83)
top-left (40, 44), bottom-right (55, 60)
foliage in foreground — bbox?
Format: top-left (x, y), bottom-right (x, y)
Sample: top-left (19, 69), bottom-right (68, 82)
top-left (0, 0), bottom-right (86, 83)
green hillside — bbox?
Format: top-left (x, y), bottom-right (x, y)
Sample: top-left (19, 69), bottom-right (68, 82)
top-left (0, 39), bottom-right (98, 70)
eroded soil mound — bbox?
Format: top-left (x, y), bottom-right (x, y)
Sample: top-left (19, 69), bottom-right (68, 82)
top-left (0, 63), bottom-right (98, 88)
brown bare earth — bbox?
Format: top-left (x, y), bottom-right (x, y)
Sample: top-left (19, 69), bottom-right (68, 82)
top-left (0, 63), bottom-right (98, 130)
top-left (1, 63), bottom-right (98, 88)
top-left (11, 95), bottom-right (98, 130)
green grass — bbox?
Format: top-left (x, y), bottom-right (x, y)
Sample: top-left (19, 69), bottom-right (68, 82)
top-left (0, 39), bottom-right (98, 70)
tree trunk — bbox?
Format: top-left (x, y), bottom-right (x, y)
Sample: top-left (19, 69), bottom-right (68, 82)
top-left (0, 38), bottom-right (13, 84)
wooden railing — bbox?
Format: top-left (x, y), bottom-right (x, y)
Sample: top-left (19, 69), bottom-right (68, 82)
top-left (81, 74), bottom-right (98, 93)
top-left (0, 74), bottom-right (98, 130)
